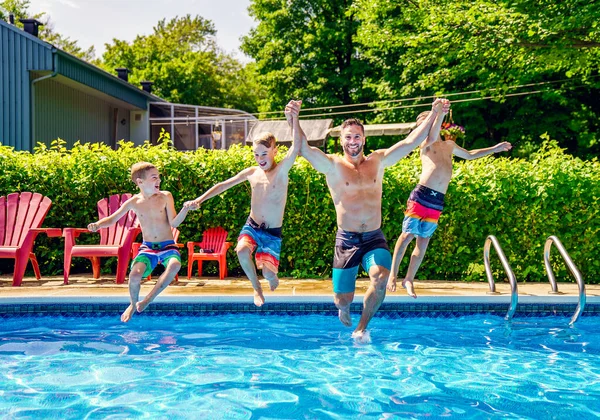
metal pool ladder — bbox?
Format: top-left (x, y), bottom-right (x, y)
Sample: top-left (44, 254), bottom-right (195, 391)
top-left (484, 235), bottom-right (518, 320)
top-left (544, 235), bottom-right (586, 325)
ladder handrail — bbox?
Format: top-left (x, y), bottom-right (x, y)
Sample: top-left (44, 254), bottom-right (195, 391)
top-left (484, 235), bottom-right (518, 320)
top-left (544, 235), bottom-right (586, 325)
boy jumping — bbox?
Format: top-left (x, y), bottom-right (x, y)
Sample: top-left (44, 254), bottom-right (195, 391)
top-left (88, 162), bottom-right (192, 322)
top-left (388, 110), bottom-right (512, 298)
top-left (186, 100), bottom-right (302, 306)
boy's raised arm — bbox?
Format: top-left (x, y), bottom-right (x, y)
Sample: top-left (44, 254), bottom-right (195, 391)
top-left (284, 99), bottom-right (334, 174)
top-left (185, 167), bottom-right (254, 209)
top-left (88, 197), bottom-right (135, 232)
top-left (452, 141), bottom-right (512, 160)
top-left (422, 99), bottom-right (450, 149)
top-left (277, 100), bottom-right (302, 173)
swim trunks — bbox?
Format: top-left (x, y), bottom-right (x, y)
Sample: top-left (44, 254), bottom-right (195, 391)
top-left (402, 184), bottom-right (445, 238)
top-left (236, 216), bottom-right (282, 273)
top-left (332, 229), bottom-right (392, 294)
top-left (131, 240), bottom-right (181, 278)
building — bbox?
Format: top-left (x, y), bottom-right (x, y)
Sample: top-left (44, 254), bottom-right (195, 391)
top-left (0, 18), bottom-right (256, 151)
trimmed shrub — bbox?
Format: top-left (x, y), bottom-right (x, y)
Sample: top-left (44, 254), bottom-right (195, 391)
top-left (0, 135), bottom-right (598, 283)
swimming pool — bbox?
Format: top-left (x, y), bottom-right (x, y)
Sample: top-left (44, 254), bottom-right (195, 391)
top-left (1, 307), bottom-right (600, 419)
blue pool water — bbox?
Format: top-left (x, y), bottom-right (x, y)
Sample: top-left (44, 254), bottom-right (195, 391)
top-left (1, 313), bottom-right (600, 419)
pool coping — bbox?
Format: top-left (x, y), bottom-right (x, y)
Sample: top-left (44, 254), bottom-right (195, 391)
top-left (1, 294), bottom-right (597, 304)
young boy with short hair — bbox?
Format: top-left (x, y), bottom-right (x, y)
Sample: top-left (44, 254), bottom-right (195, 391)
top-left (186, 100), bottom-right (302, 306)
top-left (88, 162), bottom-right (192, 322)
top-left (387, 111), bottom-right (512, 298)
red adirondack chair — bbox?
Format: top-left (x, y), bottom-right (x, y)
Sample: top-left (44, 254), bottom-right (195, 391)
top-left (187, 226), bottom-right (232, 280)
top-left (63, 194), bottom-right (141, 284)
top-left (0, 192), bottom-right (62, 286)
top-left (131, 227), bottom-right (184, 281)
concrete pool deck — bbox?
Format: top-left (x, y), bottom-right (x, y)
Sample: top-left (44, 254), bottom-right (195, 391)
top-left (1, 275), bottom-right (598, 303)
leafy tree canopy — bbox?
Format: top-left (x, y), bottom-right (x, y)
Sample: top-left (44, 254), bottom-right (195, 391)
top-left (243, 0), bottom-right (600, 157)
top-left (241, 0), bottom-right (379, 119)
top-left (99, 14), bottom-right (262, 112)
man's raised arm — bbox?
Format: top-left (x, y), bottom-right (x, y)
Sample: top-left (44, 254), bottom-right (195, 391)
top-left (379, 99), bottom-right (448, 168)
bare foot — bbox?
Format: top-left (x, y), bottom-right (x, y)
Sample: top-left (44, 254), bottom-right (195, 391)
top-left (267, 276), bottom-right (279, 291)
top-left (136, 299), bottom-right (150, 313)
top-left (120, 304), bottom-right (136, 323)
top-left (338, 306), bottom-right (352, 327)
top-left (254, 289), bottom-right (265, 307)
top-left (402, 279), bottom-right (417, 299)
top-left (352, 330), bottom-right (371, 344)
top-left (387, 276), bottom-right (397, 292)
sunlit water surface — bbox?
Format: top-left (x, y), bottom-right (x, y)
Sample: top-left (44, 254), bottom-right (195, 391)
top-left (1, 314), bottom-right (600, 419)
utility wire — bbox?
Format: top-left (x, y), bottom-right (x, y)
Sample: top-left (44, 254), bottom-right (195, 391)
top-left (151, 82), bottom-right (590, 126)
top-left (225, 75), bottom-right (600, 119)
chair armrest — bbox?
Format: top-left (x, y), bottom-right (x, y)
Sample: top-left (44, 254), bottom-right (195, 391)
top-left (62, 228), bottom-right (92, 240)
top-left (131, 242), bottom-right (141, 256)
top-left (187, 241), bottom-right (203, 253)
top-left (30, 228), bottom-right (62, 237)
top-left (221, 241), bottom-right (233, 253)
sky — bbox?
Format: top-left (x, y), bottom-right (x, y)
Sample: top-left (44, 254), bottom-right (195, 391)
top-left (28, 0), bottom-right (255, 61)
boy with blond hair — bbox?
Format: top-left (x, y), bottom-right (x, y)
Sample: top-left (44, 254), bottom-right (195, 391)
top-left (88, 162), bottom-right (192, 322)
top-left (186, 100), bottom-right (302, 306)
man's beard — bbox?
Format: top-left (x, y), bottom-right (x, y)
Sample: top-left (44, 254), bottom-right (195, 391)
top-left (343, 143), bottom-right (363, 157)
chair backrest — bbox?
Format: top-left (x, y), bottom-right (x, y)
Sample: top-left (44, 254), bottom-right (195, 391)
top-left (202, 226), bottom-right (228, 252)
top-left (98, 194), bottom-right (139, 246)
top-left (0, 192), bottom-right (52, 247)
top-left (172, 227), bottom-right (180, 243)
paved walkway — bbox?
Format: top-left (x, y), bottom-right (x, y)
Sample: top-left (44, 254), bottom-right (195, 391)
top-left (1, 275), bottom-right (597, 300)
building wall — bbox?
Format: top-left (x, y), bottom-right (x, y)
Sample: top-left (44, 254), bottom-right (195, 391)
top-left (0, 21), bottom-right (53, 150)
top-left (34, 77), bottom-right (127, 149)
top-left (130, 109), bottom-right (149, 146)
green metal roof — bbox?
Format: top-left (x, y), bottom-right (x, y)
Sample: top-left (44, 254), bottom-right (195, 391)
top-left (55, 50), bottom-right (163, 109)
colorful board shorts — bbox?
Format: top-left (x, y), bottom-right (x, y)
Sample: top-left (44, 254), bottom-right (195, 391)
top-left (332, 229), bottom-right (392, 294)
top-left (131, 240), bottom-right (181, 278)
top-left (402, 184), bottom-right (445, 238)
top-left (236, 216), bottom-right (282, 273)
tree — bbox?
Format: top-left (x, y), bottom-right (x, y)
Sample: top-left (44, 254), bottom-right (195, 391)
top-left (0, 0), bottom-right (95, 61)
top-left (99, 14), bottom-right (261, 112)
top-left (355, 0), bottom-right (600, 156)
top-left (241, 0), bottom-right (379, 117)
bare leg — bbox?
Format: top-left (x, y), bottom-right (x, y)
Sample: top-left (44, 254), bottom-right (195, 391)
top-left (262, 267), bottom-right (280, 291)
top-left (402, 236), bottom-right (431, 299)
top-left (354, 265), bottom-right (388, 335)
top-left (137, 259), bottom-right (181, 313)
top-left (236, 246), bottom-right (264, 307)
top-left (334, 292), bottom-right (354, 326)
top-left (121, 262), bottom-right (145, 323)
top-left (387, 232), bottom-right (415, 292)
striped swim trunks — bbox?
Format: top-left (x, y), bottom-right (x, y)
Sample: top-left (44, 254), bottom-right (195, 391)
top-left (131, 239), bottom-right (181, 278)
top-left (236, 216), bottom-right (282, 273)
top-left (402, 184), bottom-right (445, 238)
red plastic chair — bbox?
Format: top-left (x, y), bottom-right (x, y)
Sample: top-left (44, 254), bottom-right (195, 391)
top-left (63, 194), bottom-right (141, 284)
top-left (187, 226), bottom-right (232, 280)
top-left (0, 192), bottom-right (62, 286)
top-left (131, 227), bottom-right (184, 281)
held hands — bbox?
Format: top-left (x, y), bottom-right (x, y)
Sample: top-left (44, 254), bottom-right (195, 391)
top-left (183, 199), bottom-right (200, 211)
top-left (284, 100), bottom-right (302, 126)
top-left (432, 98), bottom-right (451, 115)
top-left (495, 142), bottom-right (512, 153)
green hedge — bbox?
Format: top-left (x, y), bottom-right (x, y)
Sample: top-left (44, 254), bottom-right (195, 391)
top-left (1, 135), bottom-right (598, 283)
